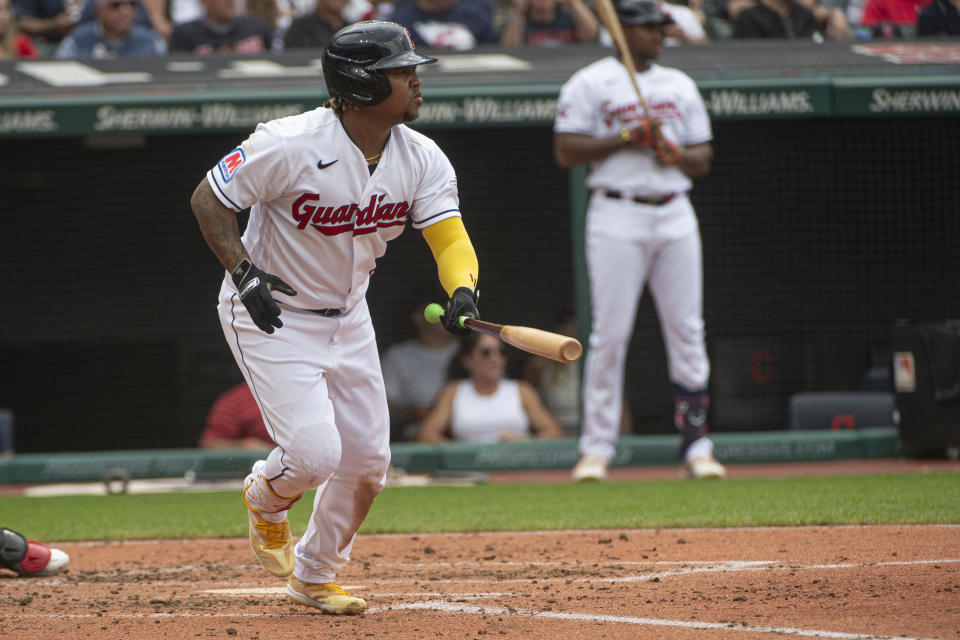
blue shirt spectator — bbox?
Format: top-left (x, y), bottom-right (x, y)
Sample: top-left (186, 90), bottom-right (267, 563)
top-left (13, 0), bottom-right (76, 47)
top-left (76, 0), bottom-right (171, 38)
top-left (391, 0), bottom-right (498, 49)
top-left (55, 0), bottom-right (165, 57)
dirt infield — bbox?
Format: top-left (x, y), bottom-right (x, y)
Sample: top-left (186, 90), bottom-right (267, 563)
top-left (2, 526), bottom-right (959, 639)
top-left (2, 459), bottom-right (959, 640)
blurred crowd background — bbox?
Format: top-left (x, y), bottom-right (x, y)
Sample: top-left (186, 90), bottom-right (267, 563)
top-left (1, 0), bottom-right (957, 61)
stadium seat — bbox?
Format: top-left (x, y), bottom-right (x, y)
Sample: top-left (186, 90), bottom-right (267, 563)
top-left (788, 392), bottom-right (897, 430)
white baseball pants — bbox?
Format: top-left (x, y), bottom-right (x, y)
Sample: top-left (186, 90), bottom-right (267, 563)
top-left (579, 193), bottom-right (710, 462)
top-left (218, 281), bottom-right (391, 583)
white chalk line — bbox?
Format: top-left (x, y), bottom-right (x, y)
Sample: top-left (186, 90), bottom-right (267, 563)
top-left (64, 556), bottom-right (960, 583)
top-left (200, 588), bottom-right (507, 599)
top-left (383, 601), bottom-right (942, 640)
top-left (218, 557), bottom-right (960, 588)
top-left (36, 556), bottom-right (957, 589)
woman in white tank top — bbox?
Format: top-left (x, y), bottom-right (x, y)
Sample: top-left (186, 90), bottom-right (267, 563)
top-left (417, 333), bottom-right (564, 444)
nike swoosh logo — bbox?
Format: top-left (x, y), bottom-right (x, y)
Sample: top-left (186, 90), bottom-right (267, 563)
top-left (317, 159), bottom-right (338, 170)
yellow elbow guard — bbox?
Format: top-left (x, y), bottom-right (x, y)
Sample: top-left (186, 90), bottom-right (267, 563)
top-left (421, 217), bottom-right (479, 296)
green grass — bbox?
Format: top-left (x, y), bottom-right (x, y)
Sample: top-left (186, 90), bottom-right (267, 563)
top-left (3, 473), bottom-right (958, 542)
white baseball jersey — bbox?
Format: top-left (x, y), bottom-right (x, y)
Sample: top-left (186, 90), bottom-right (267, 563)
top-left (207, 107), bottom-right (461, 311)
top-left (554, 58), bottom-right (711, 198)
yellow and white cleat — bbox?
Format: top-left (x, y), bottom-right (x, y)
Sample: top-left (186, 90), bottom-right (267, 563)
top-left (245, 509), bottom-right (295, 577)
top-left (243, 471), bottom-right (296, 578)
top-left (287, 576), bottom-right (367, 615)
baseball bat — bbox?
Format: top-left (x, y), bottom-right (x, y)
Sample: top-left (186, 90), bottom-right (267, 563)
top-left (594, 0), bottom-right (651, 117)
top-left (424, 303), bottom-right (582, 364)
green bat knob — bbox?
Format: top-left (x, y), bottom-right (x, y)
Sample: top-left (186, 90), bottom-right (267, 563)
top-left (424, 302), bottom-right (466, 327)
top-left (424, 303), bottom-right (445, 324)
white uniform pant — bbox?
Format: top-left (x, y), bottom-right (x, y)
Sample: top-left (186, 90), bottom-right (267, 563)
top-left (218, 281), bottom-right (391, 583)
top-left (579, 193), bottom-right (709, 462)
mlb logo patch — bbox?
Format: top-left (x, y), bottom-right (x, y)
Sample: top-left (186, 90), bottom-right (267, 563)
top-left (893, 351), bottom-right (916, 393)
top-left (217, 148), bottom-right (246, 182)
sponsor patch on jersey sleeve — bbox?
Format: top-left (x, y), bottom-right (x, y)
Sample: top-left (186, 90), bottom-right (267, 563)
top-left (217, 148), bottom-right (246, 183)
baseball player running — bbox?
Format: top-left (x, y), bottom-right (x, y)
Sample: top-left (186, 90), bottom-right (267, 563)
top-left (553, 0), bottom-right (725, 481)
top-left (189, 20), bottom-right (480, 614)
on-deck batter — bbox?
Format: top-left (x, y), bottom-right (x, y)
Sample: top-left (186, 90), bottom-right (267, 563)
top-left (189, 20), bottom-right (480, 615)
top-left (553, 0), bottom-right (725, 482)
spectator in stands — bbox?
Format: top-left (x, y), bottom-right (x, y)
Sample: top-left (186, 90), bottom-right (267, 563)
top-left (198, 381), bottom-right (275, 450)
top-left (418, 332), bottom-right (565, 444)
top-left (521, 309), bottom-right (581, 435)
top-left (662, 1), bottom-right (708, 43)
top-left (168, 0), bottom-right (204, 25)
top-left (343, 0), bottom-right (394, 21)
top-left (381, 293), bottom-right (459, 442)
top-left (283, 0), bottom-right (347, 49)
top-left (0, 408), bottom-right (14, 457)
top-left (798, 0), bottom-right (851, 37)
top-left (499, 0), bottom-right (599, 46)
top-left (1, 527), bottom-right (69, 577)
top-left (13, 0), bottom-right (77, 54)
top-left (165, 0), bottom-right (311, 35)
top-left (716, 0), bottom-right (756, 22)
top-left (0, 0), bottom-right (37, 58)
top-left (391, 0), bottom-right (498, 50)
top-left (56, 0), bottom-right (166, 57)
top-left (732, 0), bottom-right (847, 37)
top-left (917, 0), bottom-right (959, 34)
top-left (168, 0), bottom-right (272, 54)
top-left (246, 0), bottom-right (284, 49)
top-left (859, 0), bottom-right (930, 35)
top-left (845, 0), bottom-right (867, 27)
top-left (75, 0), bottom-right (171, 38)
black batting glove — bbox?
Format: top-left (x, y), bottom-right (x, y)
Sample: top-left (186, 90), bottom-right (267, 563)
top-left (231, 259), bottom-right (297, 334)
top-left (442, 286), bottom-right (479, 336)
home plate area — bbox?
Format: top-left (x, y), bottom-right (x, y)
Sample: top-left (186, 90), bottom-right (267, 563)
top-left (2, 526), bottom-right (957, 640)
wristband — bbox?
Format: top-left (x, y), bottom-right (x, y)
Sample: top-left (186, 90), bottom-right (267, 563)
top-left (231, 258), bottom-right (253, 287)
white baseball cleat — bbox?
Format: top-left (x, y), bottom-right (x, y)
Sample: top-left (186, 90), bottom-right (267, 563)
top-left (31, 548), bottom-right (70, 576)
top-left (572, 455), bottom-right (608, 482)
top-left (684, 456), bottom-right (726, 479)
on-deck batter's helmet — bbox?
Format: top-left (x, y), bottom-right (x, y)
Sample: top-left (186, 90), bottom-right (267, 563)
top-left (322, 21), bottom-right (438, 107)
top-left (615, 0), bottom-right (675, 25)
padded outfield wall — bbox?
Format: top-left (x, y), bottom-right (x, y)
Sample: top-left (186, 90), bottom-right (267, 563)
top-left (1, 41), bottom-right (959, 453)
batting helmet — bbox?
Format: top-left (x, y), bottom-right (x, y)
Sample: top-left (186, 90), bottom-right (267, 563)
top-left (322, 21), bottom-right (438, 107)
top-left (615, 0), bottom-right (675, 25)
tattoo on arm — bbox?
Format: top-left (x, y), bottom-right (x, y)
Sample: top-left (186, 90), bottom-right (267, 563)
top-left (191, 180), bottom-right (248, 272)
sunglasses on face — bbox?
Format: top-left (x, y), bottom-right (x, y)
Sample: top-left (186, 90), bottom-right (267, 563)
top-left (106, 1), bottom-right (135, 9)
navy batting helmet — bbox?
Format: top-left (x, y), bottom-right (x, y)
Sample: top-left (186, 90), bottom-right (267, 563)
top-left (322, 21), bottom-right (438, 107)
top-left (615, 0), bottom-right (674, 25)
